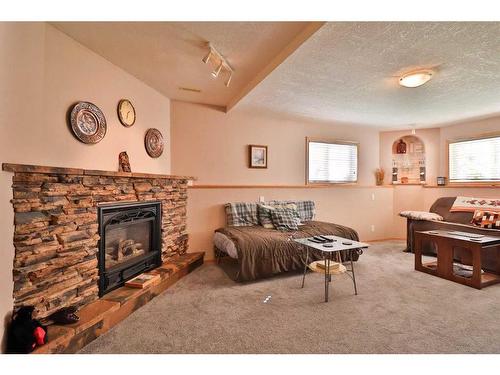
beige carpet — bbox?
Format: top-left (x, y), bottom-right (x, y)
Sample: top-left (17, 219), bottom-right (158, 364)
top-left (80, 241), bottom-right (500, 354)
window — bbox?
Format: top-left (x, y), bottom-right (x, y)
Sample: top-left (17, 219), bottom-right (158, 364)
top-left (449, 135), bottom-right (500, 182)
top-left (307, 139), bottom-right (358, 184)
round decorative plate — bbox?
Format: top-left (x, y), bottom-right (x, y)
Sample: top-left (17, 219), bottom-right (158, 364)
top-left (69, 102), bottom-right (107, 144)
top-left (144, 128), bottom-right (164, 158)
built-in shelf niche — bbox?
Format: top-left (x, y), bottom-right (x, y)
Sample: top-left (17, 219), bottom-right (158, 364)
top-left (391, 135), bottom-right (426, 184)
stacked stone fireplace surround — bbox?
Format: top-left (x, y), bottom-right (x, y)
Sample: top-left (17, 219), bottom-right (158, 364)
top-left (3, 163), bottom-right (193, 320)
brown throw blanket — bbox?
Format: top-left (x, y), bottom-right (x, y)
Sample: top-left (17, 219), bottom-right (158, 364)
top-left (215, 221), bottom-right (360, 281)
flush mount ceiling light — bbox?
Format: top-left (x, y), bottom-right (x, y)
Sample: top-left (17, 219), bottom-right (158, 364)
top-left (399, 70), bottom-right (433, 88)
top-left (202, 43), bottom-right (234, 87)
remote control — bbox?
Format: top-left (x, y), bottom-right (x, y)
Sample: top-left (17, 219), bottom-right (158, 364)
top-left (308, 238), bottom-right (323, 244)
top-left (313, 236), bottom-right (327, 242)
top-left (318, 235), bottom-right (333, 242)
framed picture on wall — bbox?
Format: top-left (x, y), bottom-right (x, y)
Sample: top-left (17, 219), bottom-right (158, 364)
top-left (248, 145), bottom-right (268, 169)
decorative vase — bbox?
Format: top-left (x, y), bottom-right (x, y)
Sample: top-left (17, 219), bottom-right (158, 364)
top-left (375, 168), bottom-right (385, 186)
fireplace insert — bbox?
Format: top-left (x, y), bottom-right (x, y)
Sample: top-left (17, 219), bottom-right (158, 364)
top-left (98, 201), bottom-right (162, 296)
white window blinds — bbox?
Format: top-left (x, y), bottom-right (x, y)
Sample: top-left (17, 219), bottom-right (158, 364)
top-left (308, 141), bottom-right (358, 183)
top-left (449, 136), bottom-right (500, 182)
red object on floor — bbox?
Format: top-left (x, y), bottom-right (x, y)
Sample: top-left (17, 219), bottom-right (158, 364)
top-left (33, 326), bottom-right (46, 347)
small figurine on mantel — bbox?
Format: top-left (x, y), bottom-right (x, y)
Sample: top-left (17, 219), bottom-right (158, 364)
top-left (119, 151), bottom-right (131, 172)
top-left (396, 139), bottom-right (407, 154)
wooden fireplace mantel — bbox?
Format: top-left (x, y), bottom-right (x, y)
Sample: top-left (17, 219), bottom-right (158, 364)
top-left (2, 163), bottom-right (196, 181)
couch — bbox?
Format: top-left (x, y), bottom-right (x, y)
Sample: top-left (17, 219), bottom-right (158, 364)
top-left (214, 200), bottom-right (362, 281)
top-left (404, 196), bottom-right (500, 272)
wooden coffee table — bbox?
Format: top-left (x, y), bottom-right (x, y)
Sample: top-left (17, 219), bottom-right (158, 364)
top-left (414, 230), bottom-right (500, 289)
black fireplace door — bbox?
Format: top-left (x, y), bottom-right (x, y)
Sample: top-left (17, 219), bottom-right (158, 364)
top-left (98, 201), bottom-right (162, 296)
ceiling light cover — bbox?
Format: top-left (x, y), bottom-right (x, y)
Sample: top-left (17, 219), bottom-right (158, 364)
top-left (399, 70), bottom-right (433, 88)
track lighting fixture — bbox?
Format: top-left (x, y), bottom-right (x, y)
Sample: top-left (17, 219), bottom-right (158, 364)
top-left (202, 43), bottom-right (234, 87)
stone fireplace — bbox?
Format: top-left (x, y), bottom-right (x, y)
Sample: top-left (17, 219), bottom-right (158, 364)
top-left (3, 163), bottom-right (193, 319)
top-left (98, 201), bottom-right (162, 296)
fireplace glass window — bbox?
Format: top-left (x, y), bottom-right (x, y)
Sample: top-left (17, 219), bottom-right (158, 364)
top-left (104, 220), bottom-right (152, 270)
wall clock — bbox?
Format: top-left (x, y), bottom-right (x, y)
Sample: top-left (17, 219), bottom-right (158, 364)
top-left (69, 101), bottom-right (107, 144)
top-left (144, 128), bottom-right (164, 158)
top-left (118, 99), bottom-right (136, 127)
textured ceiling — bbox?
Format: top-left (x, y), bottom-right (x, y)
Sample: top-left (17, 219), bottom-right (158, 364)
top-left (52, 22), bottom-right (500, 129)
top-left (51, 22), bottom-right (309, 107)
top-left (238, 22), bottom-right (500, 129)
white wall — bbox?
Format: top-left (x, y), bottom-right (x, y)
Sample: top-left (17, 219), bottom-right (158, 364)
top-left (0, 22), bottom-right (171, 349)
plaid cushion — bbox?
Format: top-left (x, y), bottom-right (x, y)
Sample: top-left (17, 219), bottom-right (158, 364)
top-left (267, 200), bottom-right (315, 221)
top-left (257, 203), bottom-right (299, 228)
top-left (225, 200), bottom-right (315, 227)
top-left (257, 204), bottom-right (275, 229)
top-left (224, 202), bottom-right (259, 226)
top-left (270, 207), bottom-right (300, 231)
top-left (471, 210), bottom-right (500, 229)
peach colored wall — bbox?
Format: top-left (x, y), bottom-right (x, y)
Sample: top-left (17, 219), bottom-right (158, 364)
top-left (171, 101), bottom-right (380, 185)
top-left (171, 101), bottom-right (395, 259)
top-left (379, 128), bottom-right (441, 186)
top-left (188, 187), bottom-right (395, 259)
top-left (392, 186), bottom-right (426, 238)
top-left (0, 23), bottom-right (171, 349)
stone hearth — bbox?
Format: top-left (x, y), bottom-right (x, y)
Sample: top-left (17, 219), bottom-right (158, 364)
top-left (32, 252), bottom-right (204, 354)
top-left (2, 163), bottom-right (194, 319)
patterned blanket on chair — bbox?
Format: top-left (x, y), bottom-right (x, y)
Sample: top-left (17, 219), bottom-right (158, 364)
top-left (450, 196), bottom-right (500, 212)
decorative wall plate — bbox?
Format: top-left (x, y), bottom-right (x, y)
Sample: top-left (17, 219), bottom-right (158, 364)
top-left (144, 128), bottom-right (164, 158)
top-left (69, 101), bottom-right (107, 144)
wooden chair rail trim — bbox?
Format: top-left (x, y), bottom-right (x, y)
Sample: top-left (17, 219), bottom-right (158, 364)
top-left (423, 184), bottom-right (500, 188)
top-left (189, 184), bottom-right (394, 189)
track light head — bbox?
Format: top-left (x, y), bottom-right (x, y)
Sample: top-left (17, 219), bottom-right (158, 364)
top-left (202, 50), bottom-right (212, 64)
top-left (225, 71), bottom-right (233, 87)
top-left (212, 62), bottom-right (223, 78)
